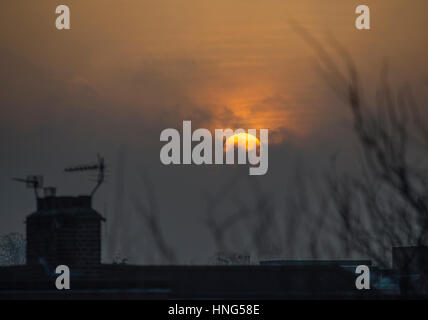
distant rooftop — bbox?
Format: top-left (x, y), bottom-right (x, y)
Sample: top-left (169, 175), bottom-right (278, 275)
top-left (260, 260), bottom-right (372, 266)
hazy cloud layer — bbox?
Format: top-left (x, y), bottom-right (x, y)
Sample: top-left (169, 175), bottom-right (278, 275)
top-left (1, 0), bottom-right (427, 263)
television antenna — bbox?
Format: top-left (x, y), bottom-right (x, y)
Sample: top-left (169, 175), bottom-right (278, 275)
top-left (64, 154), bottom-right (106, 196)
top-left (12, 175), bottom-right (44, 199)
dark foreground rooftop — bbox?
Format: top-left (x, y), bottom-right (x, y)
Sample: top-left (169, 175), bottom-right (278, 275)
top-left (0, 263), bottom-right (378, 300)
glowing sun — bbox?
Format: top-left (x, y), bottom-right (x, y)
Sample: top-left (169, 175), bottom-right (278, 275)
top-left (225, 132), bottom-right (261, 152)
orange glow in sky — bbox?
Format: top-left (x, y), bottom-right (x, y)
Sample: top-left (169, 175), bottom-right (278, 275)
top-left (1, 1), bottom-right (427, 144)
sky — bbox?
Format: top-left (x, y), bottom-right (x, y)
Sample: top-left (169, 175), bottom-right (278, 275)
top-left (1, 0), bottom-right (428, 263)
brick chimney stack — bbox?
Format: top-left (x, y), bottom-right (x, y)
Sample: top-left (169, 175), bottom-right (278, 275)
top-left (26, 195), bottom-right (105, 268)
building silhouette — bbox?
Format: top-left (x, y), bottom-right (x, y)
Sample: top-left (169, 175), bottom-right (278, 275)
top-left (0, 188), bottom-right (427, 299)
top-left (26, 194), bottom-right (104, 267)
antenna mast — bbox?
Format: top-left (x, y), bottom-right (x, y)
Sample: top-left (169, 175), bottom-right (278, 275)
top-left (12, 175), bottom-right (44, 200)
top-left (64, 154), bottom-right (106, 196)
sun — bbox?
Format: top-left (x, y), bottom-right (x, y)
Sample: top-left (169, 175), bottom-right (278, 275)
top-left (225, 132), bottom-right (261, 152)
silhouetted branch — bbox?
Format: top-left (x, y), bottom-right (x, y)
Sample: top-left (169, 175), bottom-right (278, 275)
top-left (133, 170), bottom-right (177, 264)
